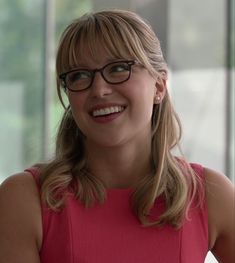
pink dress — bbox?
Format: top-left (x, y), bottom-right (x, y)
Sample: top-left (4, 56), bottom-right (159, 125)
top-left (26, 163), bottom-right (208, 263)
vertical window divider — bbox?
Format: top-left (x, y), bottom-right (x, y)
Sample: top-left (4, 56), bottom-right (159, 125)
top-left (42, 0), bottom-right (55, 160)
top-left (225, 0), bottom-right (234, 180)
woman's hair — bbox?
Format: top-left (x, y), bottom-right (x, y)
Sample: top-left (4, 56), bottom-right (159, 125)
top-left (39, 9), bottom-right (203, 228)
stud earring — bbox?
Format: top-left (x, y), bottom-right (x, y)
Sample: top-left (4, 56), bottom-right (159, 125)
top-left (155, 96), bottom-right (161, 103)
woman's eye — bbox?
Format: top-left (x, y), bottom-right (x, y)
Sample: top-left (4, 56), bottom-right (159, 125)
top-left (70, 71), bottom-right (90, 82)
top-left (110, 64), bottom-right (128, 73)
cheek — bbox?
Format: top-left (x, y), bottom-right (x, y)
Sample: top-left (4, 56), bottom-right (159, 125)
top-left (136, 86), bottom-right (156, 120)
top-left (130, 82), bottom-right (156, 107)
top-left (67, 93), bottom-right (87, 127)
top-left (68, 92), bottom-right (86, 113)
top-left (124, 91), bottom-right (154, 128)
top-left (68, 92), bottom-right (79, 105)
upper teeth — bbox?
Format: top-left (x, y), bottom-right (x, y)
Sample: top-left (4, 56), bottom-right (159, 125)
top-left (92, 106), bottom-right (124, 117)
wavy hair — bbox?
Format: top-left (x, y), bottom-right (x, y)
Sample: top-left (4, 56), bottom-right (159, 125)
top-left (39, 10), bottom-right (203, 228)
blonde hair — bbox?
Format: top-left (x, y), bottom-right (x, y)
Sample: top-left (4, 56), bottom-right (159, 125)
top-left (39, 10), bottom-right (203, 228)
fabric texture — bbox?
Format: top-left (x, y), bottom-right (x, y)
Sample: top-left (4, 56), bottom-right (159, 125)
top-left (25, 163), bottom-right (208, 263)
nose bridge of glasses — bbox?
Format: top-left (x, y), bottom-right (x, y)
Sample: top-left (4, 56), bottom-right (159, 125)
top-left (92, 67), bottom-right (108, 83)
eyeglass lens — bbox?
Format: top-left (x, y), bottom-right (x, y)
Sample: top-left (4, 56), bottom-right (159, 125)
top-left (65, 61), bottom-right (132, 91)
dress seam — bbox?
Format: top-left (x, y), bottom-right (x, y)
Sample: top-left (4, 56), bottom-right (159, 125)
top-left (68, 202), bottom-right (74, 263)
top-left (179, 226), bottom-right (183, 263)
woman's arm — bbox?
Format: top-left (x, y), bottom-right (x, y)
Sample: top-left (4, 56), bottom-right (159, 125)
top-left (206, 168), bottom-right (235, 263)
top-left (0, 172), bottom-right (42, 263)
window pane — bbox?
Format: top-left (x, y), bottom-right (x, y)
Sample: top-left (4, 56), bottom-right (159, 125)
top-left (0, 0), bottom-right (44, 182)
top-left (168, 0), bottom-right (226, 174)
top-left (0, 0), bottom-right (92, 182)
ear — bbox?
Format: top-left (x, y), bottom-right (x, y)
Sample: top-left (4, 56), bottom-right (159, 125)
top-left (154, 78), bottom-right (167, 104)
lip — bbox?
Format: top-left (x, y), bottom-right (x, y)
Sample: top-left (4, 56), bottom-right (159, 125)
top-left (91, 111), bottom-right (125, 123)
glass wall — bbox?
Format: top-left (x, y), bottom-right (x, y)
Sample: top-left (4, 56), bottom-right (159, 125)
top-left (1, 0), bottom-right (233, 182)
top-left (0, 0), bottom-right (233, 262)
top-left (170, 0), bottom-right (234, 183)
top-left (168, 0), bottom-right (227, 173)
top-left (0, 0), bottom-right (92, 181)
top-left (0, 0), bottom-right (44, 179)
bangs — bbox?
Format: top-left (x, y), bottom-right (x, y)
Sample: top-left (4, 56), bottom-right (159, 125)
top-left (56, 13), bottom-right (151, 75)
top-left (73, 25), bottom-right (133, 66)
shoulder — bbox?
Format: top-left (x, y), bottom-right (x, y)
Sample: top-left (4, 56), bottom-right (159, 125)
top-left (204, 167), bottom-right (235, 262)
top-left (0, 171), bottom-right (41, 206)
top-left (205, 167), bottom-right (234, 231)
top-left (0, 172), bottom-right (42, 260)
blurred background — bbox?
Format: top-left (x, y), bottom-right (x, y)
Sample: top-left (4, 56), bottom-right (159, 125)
top-left (0, 0), bottom-right (234, 261)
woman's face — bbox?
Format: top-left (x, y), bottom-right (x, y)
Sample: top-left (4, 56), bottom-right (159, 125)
top-left (67, 49), bottom-right (164, 149)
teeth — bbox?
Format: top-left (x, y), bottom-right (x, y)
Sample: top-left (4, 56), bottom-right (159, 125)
top-left (92, 106), bottom-right (124, 117)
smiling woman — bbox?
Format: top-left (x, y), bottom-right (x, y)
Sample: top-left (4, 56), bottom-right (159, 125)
top-left (0, 9), bottom-right (234, 263)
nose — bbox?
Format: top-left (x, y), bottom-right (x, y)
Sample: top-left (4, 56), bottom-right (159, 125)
top-left (90, 72), bottom-right (113, 97)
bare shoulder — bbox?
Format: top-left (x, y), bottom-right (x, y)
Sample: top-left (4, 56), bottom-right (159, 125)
top-left (1, 171), bottom-right (37, 191)
top-left (0, 172), bottom-right (42, 262)
top-left (0, 172), bottom-right (41, 211)
top-left (204, 167), bottom-right (235, 263)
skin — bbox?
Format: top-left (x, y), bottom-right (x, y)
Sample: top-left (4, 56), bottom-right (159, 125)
top-left (206, 168), bottom-right (235, 262)
top-left (0, 56), bottom-right (234, 262)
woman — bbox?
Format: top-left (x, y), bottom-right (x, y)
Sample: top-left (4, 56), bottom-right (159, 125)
top-left (0, 9), bottom-right (234, 263)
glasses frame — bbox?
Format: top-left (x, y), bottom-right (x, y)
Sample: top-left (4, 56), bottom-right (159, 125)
top-left (59, 60), bottom-right (136, 92)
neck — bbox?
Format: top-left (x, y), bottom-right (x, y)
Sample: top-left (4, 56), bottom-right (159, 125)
top-left (85, 138), bottom-right (152, 189)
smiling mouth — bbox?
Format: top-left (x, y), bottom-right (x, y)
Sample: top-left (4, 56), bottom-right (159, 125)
top-left (91, 106), bottom-right (125, 117)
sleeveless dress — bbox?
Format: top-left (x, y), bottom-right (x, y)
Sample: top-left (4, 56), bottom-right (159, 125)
top-left (25, 163), bottom-right (208, 263)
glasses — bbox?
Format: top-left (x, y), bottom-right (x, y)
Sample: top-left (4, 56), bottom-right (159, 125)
top-left (59, 60), bottom-right (136, 92)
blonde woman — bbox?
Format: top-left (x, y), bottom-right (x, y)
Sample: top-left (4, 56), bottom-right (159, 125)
top-left (0, 10), bottom-right (234, 263)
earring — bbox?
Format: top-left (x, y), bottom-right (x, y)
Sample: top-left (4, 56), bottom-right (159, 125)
top-left (155, 96), bottom-right (161, 103)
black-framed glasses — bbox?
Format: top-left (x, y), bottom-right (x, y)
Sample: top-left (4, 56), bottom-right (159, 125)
top-left (59, 60), bottom-right (136, 92)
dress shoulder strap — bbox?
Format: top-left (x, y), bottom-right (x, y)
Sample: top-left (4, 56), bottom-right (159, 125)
top-left (190, 163), bottom-right (204, 179)
top-left (25, 166), bottom-right (41, 188)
